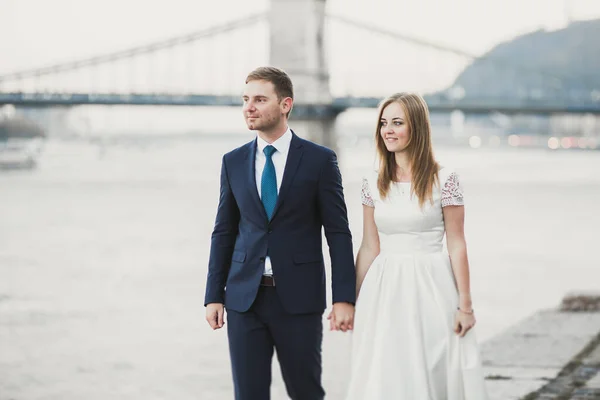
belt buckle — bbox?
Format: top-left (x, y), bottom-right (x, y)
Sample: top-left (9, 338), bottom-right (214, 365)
top-left (261, 275), bottom-right (275, 287)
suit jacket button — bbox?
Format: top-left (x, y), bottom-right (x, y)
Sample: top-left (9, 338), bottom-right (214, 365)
top-left (268, 230), bottom-right (272, 234)
top-left (259, 257), bottom-right (265, 262)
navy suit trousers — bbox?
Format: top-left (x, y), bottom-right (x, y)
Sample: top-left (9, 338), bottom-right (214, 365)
top-left (227, 287), bottom-right (325, 400)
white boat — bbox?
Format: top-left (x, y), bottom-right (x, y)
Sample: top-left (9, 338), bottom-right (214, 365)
top-left (0, 113), bottom-right (46, 170)
top-left (0, 137), bottom-right (45, 169)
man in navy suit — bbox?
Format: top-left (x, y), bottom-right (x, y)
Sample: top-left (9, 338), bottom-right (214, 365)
top-left (204, 66), bottom-right (356, 400)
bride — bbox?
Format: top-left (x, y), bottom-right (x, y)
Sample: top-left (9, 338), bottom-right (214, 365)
top-left (343, 92), bottom-right (489, 399)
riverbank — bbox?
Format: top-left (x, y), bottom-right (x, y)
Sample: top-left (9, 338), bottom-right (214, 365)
top-left (483, 292), bottom-right (600, 400)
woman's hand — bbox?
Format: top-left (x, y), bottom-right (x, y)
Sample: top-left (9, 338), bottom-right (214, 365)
top-left (454, 309), bottom-right (476, 337)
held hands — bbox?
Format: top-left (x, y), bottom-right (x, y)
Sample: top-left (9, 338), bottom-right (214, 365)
top-left (454, 308), bottom-right (476, 337)
top-left (327, 302), bottom-right (355, 332)
top-left (205, 303), bottom-right (225, 330)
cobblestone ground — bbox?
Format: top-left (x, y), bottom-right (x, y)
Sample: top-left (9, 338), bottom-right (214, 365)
top-left (522, 329), bottom-right (600, 399)
top-left (484, 294), bottom-right (600, 400)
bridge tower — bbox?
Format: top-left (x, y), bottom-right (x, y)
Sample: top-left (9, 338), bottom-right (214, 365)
top-left (268, 0), bottom-right (340, 150)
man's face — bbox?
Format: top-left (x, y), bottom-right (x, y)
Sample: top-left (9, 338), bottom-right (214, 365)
top-left (242, 79), bottom-right (285, 132)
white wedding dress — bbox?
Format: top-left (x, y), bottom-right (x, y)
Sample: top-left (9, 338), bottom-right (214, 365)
top-left (345, 168), bottom-right (489, 400)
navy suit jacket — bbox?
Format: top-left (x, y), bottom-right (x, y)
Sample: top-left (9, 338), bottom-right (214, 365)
top-left (204, 132), bottom-right (356, 314)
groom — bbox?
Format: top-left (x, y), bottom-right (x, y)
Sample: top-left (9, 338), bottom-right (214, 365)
top-left (204, 66), bottom-right (356, 400)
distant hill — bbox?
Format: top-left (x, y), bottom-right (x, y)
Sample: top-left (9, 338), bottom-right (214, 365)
top-left (443, 19), bottom-right (600, 100)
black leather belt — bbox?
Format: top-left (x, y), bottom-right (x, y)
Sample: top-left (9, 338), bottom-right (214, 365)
top-left (260, 275), bottom-right (275, 287)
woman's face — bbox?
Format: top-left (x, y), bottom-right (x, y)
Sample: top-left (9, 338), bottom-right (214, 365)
top-left (380, 102), bottom-right (410, 153)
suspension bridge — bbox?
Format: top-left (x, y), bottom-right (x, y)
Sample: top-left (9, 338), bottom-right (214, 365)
top-left (1, 0), bottom-right (598, 146)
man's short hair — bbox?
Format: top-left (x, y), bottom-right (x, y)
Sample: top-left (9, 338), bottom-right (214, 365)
top-left (246, 66), bottom-right (294, 101)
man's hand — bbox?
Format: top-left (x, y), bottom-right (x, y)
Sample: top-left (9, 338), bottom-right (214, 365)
top-left (206, 303), bottom-right (225, 330)
top-left (327, 302), bottom-right (354, 332)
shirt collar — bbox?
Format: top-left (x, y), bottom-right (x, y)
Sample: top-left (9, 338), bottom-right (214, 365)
top-left (257, 127), bottom-right (292, 156)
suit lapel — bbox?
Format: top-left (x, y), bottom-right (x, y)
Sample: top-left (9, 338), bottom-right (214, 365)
top-left (245, 139), bottom-right (268, 221)
top-left (271, 132), bottom-right (303, 220)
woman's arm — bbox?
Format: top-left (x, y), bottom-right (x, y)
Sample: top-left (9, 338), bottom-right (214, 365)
top-left (442, 170), bottom-right (476, 337)
top-left (444, 204), bottom-right (477, 337)
top-left (443, 205), bottom-right (472, 311)
top-left (356, 204), bottom-right (380, 297)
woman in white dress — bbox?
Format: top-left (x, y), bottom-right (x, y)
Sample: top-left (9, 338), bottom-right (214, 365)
top-left (344, 93), bottom-right (489, 399)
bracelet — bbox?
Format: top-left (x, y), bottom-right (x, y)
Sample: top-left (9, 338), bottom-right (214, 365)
top-left (457, 307), bottom-right (474, 315)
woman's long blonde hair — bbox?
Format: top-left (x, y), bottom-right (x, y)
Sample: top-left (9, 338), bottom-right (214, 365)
top-left (375, 92), bottom-right (439, 208)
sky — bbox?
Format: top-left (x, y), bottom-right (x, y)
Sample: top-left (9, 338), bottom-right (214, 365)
top-left (1, 0), bottom-right (600, 94)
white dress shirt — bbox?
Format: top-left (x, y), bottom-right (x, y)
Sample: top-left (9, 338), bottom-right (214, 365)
top-left (255, 127), bottom-right (292, 275)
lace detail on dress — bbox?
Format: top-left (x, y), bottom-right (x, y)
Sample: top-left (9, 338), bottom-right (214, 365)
top-left (361, 178), bottom-right (375, 207)
top-left (441, 172), bottom-right (464, 207)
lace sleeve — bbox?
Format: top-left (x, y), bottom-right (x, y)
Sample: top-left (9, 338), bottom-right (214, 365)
top-left (361, 178), bottom-right (375, 207)
top-left (441, 172), bottom-right (464, 207)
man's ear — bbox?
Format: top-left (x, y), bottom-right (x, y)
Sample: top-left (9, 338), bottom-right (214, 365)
top-left (281, 97), bottom-right (293, 115)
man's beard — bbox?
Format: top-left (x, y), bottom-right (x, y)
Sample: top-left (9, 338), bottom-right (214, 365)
top-left (248, 114), bottom-right (279, 132)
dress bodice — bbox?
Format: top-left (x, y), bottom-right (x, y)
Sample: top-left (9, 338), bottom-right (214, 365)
top-left (361, 168), bottom-right (464, 254)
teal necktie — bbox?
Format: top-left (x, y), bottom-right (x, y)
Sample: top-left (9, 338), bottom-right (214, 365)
top-left (261, 145), bottom-right (277, 219)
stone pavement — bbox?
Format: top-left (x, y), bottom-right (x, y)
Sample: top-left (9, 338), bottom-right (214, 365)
top-left (483, 292), bottom-right (600, 400)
